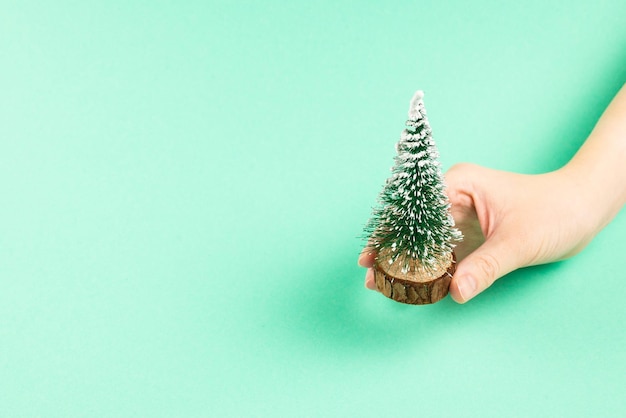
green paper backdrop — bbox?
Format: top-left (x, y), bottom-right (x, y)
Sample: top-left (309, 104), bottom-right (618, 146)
top-left (1, 1), bottom-right (624, 417)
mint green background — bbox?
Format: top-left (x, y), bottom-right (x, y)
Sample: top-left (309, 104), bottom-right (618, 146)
top-left (1, 1), bottom-right (625, 417)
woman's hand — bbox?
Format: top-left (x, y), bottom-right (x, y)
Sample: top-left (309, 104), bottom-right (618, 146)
top-left (360, 84), bottom-right (625, 303)
top-left (360, 164), bottom-right (604, 303)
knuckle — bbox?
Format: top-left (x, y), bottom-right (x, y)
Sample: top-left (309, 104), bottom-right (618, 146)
top-left (445, 163), bottom-right (483, 193)
top-left (446, 162), bottom-right (476, 178)
top-left (474, 253), bottom-right (501, 285)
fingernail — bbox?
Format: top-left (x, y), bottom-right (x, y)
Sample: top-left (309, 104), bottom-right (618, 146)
top-left (457, 275), bottom-right (477, 302)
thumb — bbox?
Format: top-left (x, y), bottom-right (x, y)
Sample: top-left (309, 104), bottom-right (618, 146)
top-left (449, 236), bottom-right (520, 303)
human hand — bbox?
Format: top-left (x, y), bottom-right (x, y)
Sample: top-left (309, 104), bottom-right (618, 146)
top-left (359, 163), bottom-right (603, 303)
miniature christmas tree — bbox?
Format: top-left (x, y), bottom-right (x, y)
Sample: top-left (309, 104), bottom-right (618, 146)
top-left (365, 90), bottom-right (462, 304)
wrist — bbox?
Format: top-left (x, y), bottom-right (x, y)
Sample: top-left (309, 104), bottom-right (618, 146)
top-left (559, 156), bottom-right (624, 233)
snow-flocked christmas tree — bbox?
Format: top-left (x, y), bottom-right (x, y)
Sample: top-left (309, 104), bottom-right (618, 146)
top-left (365, 91), bottom-right (462, 278)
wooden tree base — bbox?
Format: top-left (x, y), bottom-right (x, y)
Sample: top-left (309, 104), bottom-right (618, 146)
top-left (373, 252), bottom-right (456, 305)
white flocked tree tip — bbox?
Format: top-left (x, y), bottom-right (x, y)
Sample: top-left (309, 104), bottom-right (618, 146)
top-left (408, 90), bottom-right (425, 118)
top-left (410, 90), bottom-right (424, 107)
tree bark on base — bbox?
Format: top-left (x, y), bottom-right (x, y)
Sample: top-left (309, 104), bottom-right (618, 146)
top-left (373, 253), bottom-right (456, 305)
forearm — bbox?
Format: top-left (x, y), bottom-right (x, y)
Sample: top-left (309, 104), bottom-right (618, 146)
top-left (562, 83), bottom-right (626, 229)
